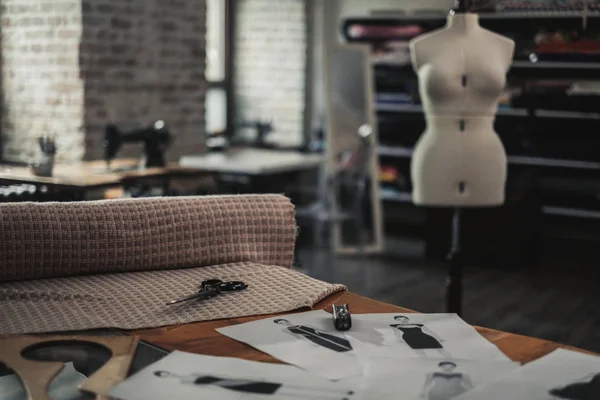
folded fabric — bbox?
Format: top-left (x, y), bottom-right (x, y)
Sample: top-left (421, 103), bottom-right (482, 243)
top-left (0, 262), bottom-right (346, 335)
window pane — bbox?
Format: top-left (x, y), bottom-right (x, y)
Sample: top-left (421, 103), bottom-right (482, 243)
top-left (234, 0), bottom-right (307, 147)
top-left (205, 88), bottom-right (227, 134)
top-left (206, 0), bottom-right (226, 82)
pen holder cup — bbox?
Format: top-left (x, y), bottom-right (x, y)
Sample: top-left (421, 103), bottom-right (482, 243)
top-left (31, 155), bottom-right (55, 177)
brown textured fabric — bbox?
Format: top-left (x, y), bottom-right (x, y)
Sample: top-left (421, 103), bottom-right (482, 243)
top-left (0, 195), bottom-right (296, 282)
top-left (0, 262), bottom-right (346, 335)
top-left (0, 194), bottom-right (346, 335)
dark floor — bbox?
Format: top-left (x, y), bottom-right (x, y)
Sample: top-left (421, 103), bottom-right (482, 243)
top-left (296, 236), bottom-right (600, 354)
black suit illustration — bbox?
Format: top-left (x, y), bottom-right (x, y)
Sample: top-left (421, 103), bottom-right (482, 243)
top-left (154, 370), bottom-right (355, 399)
top-left (286, 325), bottom-right (353, 352)
top-left (390, 324), bottom-right (443, 349)
top-left (192, 376), bottom-right (281, 394)
top-left (549, 373), bottom-right (600, 400)
top-left (155, 371), bottom-right (282, 395)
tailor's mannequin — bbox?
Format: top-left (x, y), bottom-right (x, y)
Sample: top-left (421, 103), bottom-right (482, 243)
top-left (409, 9), bottom-right (515, 206)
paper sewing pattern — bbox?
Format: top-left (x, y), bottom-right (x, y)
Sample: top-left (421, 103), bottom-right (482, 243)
top-left (359, 357), bottom-right (519, 400)
top-left (0, 362), bottom-right (87, 400)
top-left (421, 361), bottom-right (474, 400)
top-left (549, 372), bottom-right (600, 400)
top-left (109, 350), bottom-right (356, 400)
top-left (344, 313), bottom-right (509, 363)
top-left (388, 315), bottom-right (449, 357)
top-left (456, 349), bottom-right (600, 400)
top-left (217, 310), bottom-right (362, 380)
top-left (153, 371), bottom-right (285, 395)
top-left (274, 318), bottom-right (353, 353)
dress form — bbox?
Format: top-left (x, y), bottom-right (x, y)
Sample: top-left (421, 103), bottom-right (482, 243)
top-left (409, 11), bottom-right (515, 207)
top-left (408, 4), bottom-right (515, 315)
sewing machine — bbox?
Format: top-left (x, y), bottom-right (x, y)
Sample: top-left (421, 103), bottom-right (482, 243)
top-left (104, 121), bottom-right (172, 169)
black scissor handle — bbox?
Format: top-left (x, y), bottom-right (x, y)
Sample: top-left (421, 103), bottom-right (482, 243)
top-left (200, 279), bottom-right (248, 293)
top-left (221, 281), bottom-right (248, 292)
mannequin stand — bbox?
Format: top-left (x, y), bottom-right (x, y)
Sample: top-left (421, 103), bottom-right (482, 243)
top-left (446, 208), bottom-right (463, 316)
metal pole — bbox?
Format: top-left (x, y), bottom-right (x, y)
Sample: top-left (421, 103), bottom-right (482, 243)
top-left (446, 208), bottom-right (463, 315)
top-left (454, 0), bottom-right (471, 13)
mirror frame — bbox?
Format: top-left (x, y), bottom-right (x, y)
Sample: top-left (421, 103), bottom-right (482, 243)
top-left (324, 43), bottom-right (384, 254)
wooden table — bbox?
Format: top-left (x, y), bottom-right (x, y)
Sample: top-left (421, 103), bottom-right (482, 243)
top-left (0, 159), bottom-right (209, 200)
top-left (180, 148), bottom-right (324, 175)
top-left (133, 292), bottom-right (594, 365)
top-left (180, 147), bottom-right (324, 194)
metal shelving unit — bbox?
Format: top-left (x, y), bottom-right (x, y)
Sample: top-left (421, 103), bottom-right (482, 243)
top-left (380, 190), bottom-right (413, 203)
top-left (378, 145), bottom-right (413, 158)
top-left (480, 11), bottom-right (600, 19)
top-left (347, 11), bottom-right (600, 23)
top-left (512, 60), bottom-right (600, 69)
top-left (346, 11), bottom-right (600, 251)
top-left (375, 103), bottom-right (529, 117)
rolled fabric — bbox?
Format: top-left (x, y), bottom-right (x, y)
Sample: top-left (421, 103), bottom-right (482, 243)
top-left (0, 194), bottom-right (296, 282)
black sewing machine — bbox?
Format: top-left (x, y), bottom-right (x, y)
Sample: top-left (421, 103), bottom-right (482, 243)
top-left (104, 121), bottom-right (172, 168)
top-left (236, 120), bottom-right (275, 149)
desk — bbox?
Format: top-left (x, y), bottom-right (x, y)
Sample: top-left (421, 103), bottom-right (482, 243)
top-left (133, 292), bottom-right (594, 365)
top-left (0, 159), bottom-right (209, 200)
top-left (180, 148), bottom-right (324, 195)
top-left (179, 148), bottom-right (324, 175)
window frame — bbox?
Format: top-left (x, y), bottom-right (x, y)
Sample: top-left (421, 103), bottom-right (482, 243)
top-left (205, 0), bottom-right (235, 139)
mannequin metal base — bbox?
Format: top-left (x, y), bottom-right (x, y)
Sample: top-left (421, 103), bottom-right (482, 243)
top-left (446, 208), bottom-right (463, 316)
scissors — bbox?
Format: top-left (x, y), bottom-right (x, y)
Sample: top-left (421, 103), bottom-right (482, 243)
top-left (166, 279), bottom-right (248, 306)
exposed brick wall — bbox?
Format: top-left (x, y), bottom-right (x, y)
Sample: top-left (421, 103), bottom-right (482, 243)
top-left (81, 0), bottom-right (207, 161)
top-left (1, 0), bottom-right (206, 163)
top-left (1, 1), bottom-right (85, 162)
top-left (234, 0), bottom-right (306, 147)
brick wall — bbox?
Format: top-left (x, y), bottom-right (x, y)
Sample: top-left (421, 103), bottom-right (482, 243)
top-left (81, 0), bottom-right (207, 161)
top-left (1, 0), bottom-right (206, 163)
top-left (1, 1), bottom-right (85, 162)
top-left (234, 0), bottom-right (306, 147)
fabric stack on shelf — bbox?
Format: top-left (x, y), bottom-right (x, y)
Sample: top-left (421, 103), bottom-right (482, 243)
top-left (497, 0), bottom-right (600, 13)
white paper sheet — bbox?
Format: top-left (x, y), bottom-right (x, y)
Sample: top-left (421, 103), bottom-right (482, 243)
top-left (359, 357), bottom-right (520, 400)
top-left (216, 310), bottom-right (362, 380)
top-left (344, 313), bottom-right (509, 363)
top-left (108, 350), bottom-right (357, 400)
top-left (456, 348), bottom-right (600, 400)
top-left (0, 362), bottom-right (87, 400)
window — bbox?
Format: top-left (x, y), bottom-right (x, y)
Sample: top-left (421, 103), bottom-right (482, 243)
top-left (233, 0), bottom-right (307, 147)
top-left (205, 0), bottom-right (230, 136)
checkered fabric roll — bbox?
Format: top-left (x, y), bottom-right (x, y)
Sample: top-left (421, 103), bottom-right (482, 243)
top-left (0, 195), bottom-right (296, 282)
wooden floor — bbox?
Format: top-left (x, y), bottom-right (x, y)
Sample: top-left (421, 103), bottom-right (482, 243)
top-left (296, 236), bottom-right (600, 354)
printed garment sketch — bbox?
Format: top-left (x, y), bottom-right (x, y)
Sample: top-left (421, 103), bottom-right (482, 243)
top-left (390, 316), bottom-right (443, 348)
top-left (421, 361), bottom-right (474, 400)
top-left (549, 373), bottom-right (600, 400)
top-left (274, 319), bottom-right (352, 352)
top-left (153, 371), bottom-right (354, 399)
top-left (154, 371), bottom-right (282, 394)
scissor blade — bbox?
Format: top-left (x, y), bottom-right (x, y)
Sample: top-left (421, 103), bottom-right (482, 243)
top-left (166, 292), bottom-right (203, 305)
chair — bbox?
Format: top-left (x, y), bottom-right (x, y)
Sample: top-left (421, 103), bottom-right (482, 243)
top-left (295, 125), bottom-right (373, 283)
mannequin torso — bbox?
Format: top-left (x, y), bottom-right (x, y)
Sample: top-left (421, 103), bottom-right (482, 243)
top-left (409, 13), bottom-right (515, 206)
